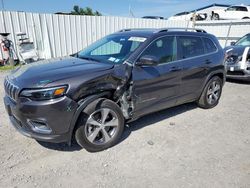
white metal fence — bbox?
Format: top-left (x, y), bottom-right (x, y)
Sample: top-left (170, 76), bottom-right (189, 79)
top-left (0, 11), bottom-right (189, 60)
top-left (0, 11), bottom-right (250, 61)
top-left (195, 20), bottom-right (250, 47)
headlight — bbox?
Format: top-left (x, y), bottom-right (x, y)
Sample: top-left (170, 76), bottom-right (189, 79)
top-left (225, 55), bottom-right (242, 64)
top-left (20, 86), bottom-right (68, 101)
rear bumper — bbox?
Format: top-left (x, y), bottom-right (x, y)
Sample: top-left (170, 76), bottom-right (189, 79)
top-left (4, 95), bottom-right (78, 143)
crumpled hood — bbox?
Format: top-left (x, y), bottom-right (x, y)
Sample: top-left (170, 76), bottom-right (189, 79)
top-left (224, 45), bottom-right (247, 56)
top-left (7, 56), bottom-right (114, 88)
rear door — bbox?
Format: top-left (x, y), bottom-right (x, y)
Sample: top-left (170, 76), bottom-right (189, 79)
top-left (176, 35), bottom-right (208, 104)
top-left (131, 35), bottom-right (182, 117)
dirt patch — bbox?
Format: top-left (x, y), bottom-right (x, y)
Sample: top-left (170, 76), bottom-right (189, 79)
top-left (0, 72), bottom-right (250, 188)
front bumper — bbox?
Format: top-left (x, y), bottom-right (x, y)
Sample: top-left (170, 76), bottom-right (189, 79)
top-left (226, 64), bottom-right (250, 81)
top-left (4, 95), bottom-right (78, 143)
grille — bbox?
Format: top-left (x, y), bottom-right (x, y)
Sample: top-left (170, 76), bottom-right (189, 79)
top-left (4, 79), bottom-right (19, 101)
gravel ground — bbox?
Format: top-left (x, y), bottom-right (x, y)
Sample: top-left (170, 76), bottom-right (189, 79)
top-left (0, 71), bottom-right (250, 188)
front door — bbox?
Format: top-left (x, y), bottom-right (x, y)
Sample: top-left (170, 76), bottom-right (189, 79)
top-left (131, 36), bottom-right (182, 118)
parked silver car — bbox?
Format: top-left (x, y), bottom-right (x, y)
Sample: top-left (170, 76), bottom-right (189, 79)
top-left (225, 33), bottom-right (250, 81)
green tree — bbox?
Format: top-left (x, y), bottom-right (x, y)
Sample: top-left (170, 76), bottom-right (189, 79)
top-left (71, 5), bottom-right (102, 16)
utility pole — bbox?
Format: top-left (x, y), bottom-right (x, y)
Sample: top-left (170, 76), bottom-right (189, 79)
top-left (1, 0), bottom-right (5, 10)
top-left (129, 5), bottom-right (135, 18)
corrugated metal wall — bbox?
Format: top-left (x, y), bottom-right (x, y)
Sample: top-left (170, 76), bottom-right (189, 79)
top-left (0, 11), bottom-right (190, 60)
top-left (0, 11), bottom-right (249, 61)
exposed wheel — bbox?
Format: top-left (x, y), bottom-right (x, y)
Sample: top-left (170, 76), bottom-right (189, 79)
top-left (197, 76), bottom-right (222, 109)
top-left (213, 13), bottom-right (219, 20)
top-left (75, 98), bottom-right (124, 152)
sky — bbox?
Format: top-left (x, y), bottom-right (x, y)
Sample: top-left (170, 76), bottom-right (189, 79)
top-left (1, 0), bottom-right (250, 18)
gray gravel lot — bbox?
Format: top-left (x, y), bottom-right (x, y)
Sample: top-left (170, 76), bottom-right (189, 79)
top-left (0, 71), bottom-right (250, 188)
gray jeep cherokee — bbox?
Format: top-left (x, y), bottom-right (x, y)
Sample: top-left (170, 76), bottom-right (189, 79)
top-left (4, 28), bottom-right (226, 152)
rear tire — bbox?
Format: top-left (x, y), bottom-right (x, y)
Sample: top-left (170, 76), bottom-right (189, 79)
top-left (75, 98), bottom-right (124, 152)
top-left (213, 13), bottom-right (220, 20)
top-left (197, 76), bottom-right (223, 109)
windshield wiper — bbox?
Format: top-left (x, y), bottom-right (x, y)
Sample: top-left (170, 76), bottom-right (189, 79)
top-left (78, 55), bottom-right (101, 62)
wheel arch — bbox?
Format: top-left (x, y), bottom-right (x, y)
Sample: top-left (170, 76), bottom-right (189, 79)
top-left (68, 91), bottom-right (115, 144)
top-left (199, 70), bottom-right (225, 98)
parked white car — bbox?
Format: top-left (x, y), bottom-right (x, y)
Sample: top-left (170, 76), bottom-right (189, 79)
top-left (212, 5), bottom-right (250, 20)
top-left (168, 12), bottom-right (194, 21)
top-left (168, 11), bottom-right (208, 21)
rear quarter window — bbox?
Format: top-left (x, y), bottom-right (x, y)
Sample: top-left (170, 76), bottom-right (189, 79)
top-left (203, 37), bottom-right (217, 53)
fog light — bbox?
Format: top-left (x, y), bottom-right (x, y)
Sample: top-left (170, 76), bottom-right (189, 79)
top-left (28, 119), bottom-right (52, 134)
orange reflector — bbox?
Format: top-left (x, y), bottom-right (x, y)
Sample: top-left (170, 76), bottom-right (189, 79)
top-left (53, 88), bottom-right (65, 96)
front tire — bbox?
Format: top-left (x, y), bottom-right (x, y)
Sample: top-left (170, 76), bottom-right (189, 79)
top-left (197, 76), bottom-right (223, 109)
top-left (75, 98), bottom-right (124, 152)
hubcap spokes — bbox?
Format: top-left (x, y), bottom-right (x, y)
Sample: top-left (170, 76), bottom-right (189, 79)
top-left (207, 81), bottom-right (221, 105)
top-left (85, 108), bottom-right (119, 144)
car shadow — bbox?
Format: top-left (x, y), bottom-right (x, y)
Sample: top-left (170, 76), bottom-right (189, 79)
top-left (118, 102), bottom-right (197, 144)
top-left (36, 140), bottom-right (82, 152)
top-left (37, 102), bottom-right (197, 152)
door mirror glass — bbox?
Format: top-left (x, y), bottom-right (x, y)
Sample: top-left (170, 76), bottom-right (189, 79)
top-left (137, 55), bottom-right (159, 66)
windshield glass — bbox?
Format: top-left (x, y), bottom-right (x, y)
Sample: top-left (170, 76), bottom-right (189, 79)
top-left (77, 35), bottom-right (147, 64)
top-left (235, 35), bottom-right (250, 46)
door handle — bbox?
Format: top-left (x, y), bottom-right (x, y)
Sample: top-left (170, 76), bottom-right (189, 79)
top-left (170, 66), bottom-right (182, 72)
top-left (205, 60), bottom-right (212, 65)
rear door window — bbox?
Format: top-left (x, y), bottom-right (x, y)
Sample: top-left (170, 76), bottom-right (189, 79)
top-left (236, 6), bottom-right (248, 11)
top-left (203, 38), bottom-right (217, 53)
top-left (178, 36), bottom-right (204, 59)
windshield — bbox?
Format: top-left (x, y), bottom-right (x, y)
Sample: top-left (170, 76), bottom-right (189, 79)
top-left (235, 34), bottom-right (250, 46)
top-left (77, 35), bottom-right (147, 64)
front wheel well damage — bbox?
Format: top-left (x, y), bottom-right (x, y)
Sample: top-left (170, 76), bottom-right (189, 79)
top-left (69, 92), bottom-right (115, 145)
top-left (70, 87), bottom-right (134, 145)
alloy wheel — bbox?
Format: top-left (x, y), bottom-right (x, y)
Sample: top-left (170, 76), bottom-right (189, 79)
top-left (207, 80), bottom-right (221, 105)
top-left (84, 108), bottom-right (119, 145)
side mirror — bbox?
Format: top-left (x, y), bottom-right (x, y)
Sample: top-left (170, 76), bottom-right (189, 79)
top-left (136, 55), bottom-right (159, 66)
top-left (230, 41), bottom-right (236, 46)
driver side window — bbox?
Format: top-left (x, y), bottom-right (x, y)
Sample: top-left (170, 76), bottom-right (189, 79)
top-left (140, 36), bottom-right (176, 64)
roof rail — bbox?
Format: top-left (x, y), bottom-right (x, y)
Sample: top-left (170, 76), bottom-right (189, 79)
top-left (119, 29), bottom-right (132, 32)
top-left (118, 27), bottom-right (207, 33)
top-left (118, 28), bottom-right (152, 32)
top-left (156, 28), bottom-right (207, 33)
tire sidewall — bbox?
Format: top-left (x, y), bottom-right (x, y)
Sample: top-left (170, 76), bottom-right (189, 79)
top-left (75, 98), bottom-right (124, 152)
top-left (203, 76), bottom-right (222, 108)
top-left (213, 14), bottom-right (219, 20)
